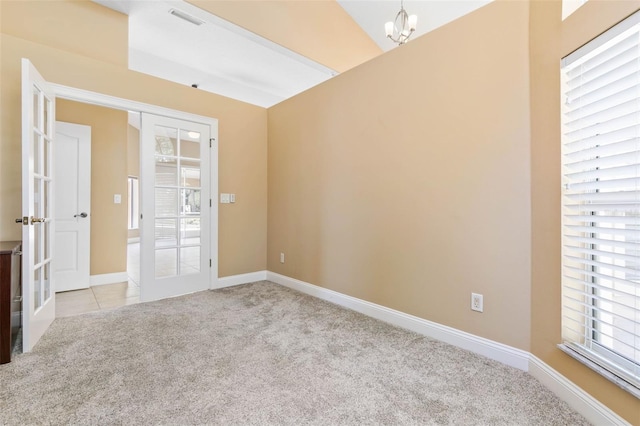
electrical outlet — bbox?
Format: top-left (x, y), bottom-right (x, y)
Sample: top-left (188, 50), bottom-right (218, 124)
top-left (280, 252), bottom-right (285, 264)
top-left (471, 293), bottom-right (483, 312)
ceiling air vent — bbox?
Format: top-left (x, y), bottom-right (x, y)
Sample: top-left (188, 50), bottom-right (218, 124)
top-left (168, 9), bottom-right (204, 26)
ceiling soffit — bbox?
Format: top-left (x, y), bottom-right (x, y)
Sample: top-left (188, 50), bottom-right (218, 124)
top-left (186, 0), bottom-right (383, 73)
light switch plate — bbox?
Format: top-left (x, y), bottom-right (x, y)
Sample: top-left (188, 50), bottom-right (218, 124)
top-left (114, 194), bottom-right (122, 204)
top-left (220, 193), bottom-right (230, 204)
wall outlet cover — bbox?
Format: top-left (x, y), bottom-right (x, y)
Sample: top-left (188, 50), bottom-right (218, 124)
top-left (471, 293), bottom-right (483, 313)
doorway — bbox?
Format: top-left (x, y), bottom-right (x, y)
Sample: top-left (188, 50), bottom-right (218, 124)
top-left (51, 93), bottom-right (218, 313)
top-left (20, 60), bottom-right (219, 351)
top-left (54, 104), bottom-right (141, 317)
top-left (126, 111), bottom-right (141, 292)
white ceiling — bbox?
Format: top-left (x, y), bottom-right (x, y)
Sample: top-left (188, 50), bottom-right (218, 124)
top-left (94, 0), bottom-right (337, 108)
top-left (93, 0), bottom-right (491, 108)
top-left (338, 1), bottom-right (493, 52)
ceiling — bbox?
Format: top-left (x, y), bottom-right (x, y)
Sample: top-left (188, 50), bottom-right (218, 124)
top-left (93, 0), bottom-right (492, 108)
top-left (338, 1), bottom-right (493, 52)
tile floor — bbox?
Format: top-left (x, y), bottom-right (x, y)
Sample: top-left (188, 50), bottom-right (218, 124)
top-left (55, 243), bottom-right (141, 318)
top-left (55, 281), bottom-right (140, 318)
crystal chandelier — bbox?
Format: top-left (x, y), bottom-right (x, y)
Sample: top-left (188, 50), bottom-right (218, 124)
top-left (384, 0), bottom-right (417, 45)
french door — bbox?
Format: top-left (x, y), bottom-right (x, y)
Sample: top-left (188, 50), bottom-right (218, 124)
top-left (140, 114), bottom-right (211, 301)
top-left (21, 59), bottom-right (56, 352)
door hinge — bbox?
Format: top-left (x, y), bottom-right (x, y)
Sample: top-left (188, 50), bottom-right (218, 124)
top-left (210, 138), bottom-right (215, 148)
top-left (210, 199), bottom-right (212, 207)
top-left (209, 259), bottom-right (212, 268)
top-left (140, 213), bottom-right (143, 220)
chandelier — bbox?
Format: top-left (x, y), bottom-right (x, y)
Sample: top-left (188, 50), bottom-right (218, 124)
top-left (384, 0), bottom-right (417, 45)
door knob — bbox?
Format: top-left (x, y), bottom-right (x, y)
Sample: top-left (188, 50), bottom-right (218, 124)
top-left (74, 212), bottom-right (88, 218)
top-left (30, 216), bottom-right (46, 224)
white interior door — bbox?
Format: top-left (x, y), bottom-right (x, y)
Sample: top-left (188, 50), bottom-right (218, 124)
top-left (54, 122), bottom-right (91, 292)
top-left (21, 58), bottom-right (56, 352)
top-left (140, 113), bottom-right (211, 302)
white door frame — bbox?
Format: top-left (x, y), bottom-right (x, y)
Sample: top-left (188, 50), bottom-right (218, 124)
top-left (50, 84), bottom-right (219, 290)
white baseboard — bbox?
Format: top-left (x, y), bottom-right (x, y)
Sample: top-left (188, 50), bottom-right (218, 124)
top-left (529, 356), bottom-right (630, 426)
top-left (266, 271), bottom-right (529, 371)
top-left (215, 270), bottom-right (267, 289)
top-left (90, 272), bottom-right (129, 286)
top-left (127, 237), bottom-right (140, 244)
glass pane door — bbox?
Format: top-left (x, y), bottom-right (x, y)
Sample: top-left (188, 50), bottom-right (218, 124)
top-left (21, 58), bottom-right (56, 352)
top-left (140, 114), bottom-right (211, 302)
top-left (32, 87), bottom-right (54, 310)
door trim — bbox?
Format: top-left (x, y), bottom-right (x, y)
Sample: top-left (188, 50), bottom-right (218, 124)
top-left (51, 84), bottom-right (218, 128)
top-left (50, 83), bottom-right (219, 289)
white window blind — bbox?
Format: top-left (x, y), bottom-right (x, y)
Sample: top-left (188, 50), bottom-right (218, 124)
top-left (560, 11), bottom-right (640, 397)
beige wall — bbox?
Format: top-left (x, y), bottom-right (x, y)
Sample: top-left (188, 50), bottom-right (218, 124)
top-left (0, 0), bottom-right (267, 278)
top-left (268, 1), bottom-right (532, 350)
top-left (269, 0), bottom-right (639, 421)
top-left (530, 1), bottom-right (640, 423)
top-left (57, 100), bottom-right (128, 275)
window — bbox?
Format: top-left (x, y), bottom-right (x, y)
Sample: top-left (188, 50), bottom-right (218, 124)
top-left (560, 11), bottom-right (640, 397)
top-left (128, 176), bottom-right (139, 230)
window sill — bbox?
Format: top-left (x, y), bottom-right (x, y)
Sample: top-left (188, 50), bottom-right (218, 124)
top-left (558, 344), bottom-right (640, 400)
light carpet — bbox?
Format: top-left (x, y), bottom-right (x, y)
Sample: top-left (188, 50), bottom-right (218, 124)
top-left (0, 281), bottom-right (589, 425)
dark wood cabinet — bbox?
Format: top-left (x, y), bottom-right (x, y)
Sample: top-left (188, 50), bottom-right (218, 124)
top-left (0, 241), bottom-right (21, 364)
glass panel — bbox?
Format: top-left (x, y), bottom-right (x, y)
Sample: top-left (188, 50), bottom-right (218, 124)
top-left (32, 85), bottom-right (40, 130)
top-left (34, 221), bottom-right (41, 265)
top-left (180, 218), bottom-right (200, 245)
top-left (155, 188), bottom-right (177, 217)
top-left (181, 189), bottom-right (200, 215)
top-left (43, 180), bottom-right (50, 218)
top-left (155, 219), bottom-right (177, 247)
top-left (33, 178), bottom-right (42, 218)
top-left (155, 249), bottom-right (177, 278)
top-left (155, 157), bottom-right (177, 186)
top-left (180, 247), bottom-right (200, 275)
top-left (44, 262), bottom-right (51, 301)
top-left (44, 139), bottom-right (50, 178)
top-left (33, 132), bottom-right (41, 174)
top-left (43, 96), bottom-right (50, 136)
top-left (155, 126), bottom-right (177, 156)
top-left (180, 160), bottom-right (201, 187)
top-left (34, 267), bottom-right (41, 310)
top-left (180, 129), bottom-right (200, 158)
top-left (44, 220), bottom-right (50, 261)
